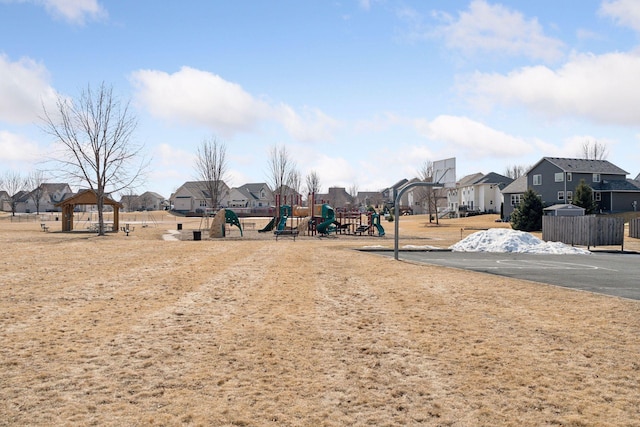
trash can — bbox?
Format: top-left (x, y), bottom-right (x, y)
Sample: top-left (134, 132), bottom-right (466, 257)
top-left (177, 223), bottom-right (182, 230)
top-left (193, 230), bottom-right (201, 241)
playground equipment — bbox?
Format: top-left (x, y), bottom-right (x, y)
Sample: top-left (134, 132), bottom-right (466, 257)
top-left (208, 209), bottom-right (243, 238)
top-left (315, 204), bottom-right (337, 235)
top-left (371, 211), bottom-right (385, 236)
top-left (258, 193), bottom-right (385, 238)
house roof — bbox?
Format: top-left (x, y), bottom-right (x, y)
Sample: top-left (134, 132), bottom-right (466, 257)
top-left (388, 179), bottom-right (408, 190)
top-left (54, 189), bottom-right (122, 208)
top-left (543, 204), bottom-right (585, 212)
top-left (534, 157), bottom-right (628, 175)
top-left (474, 172), bottom-right (513, 187)
top-left (457, 172), bottom-right (485, 187)
top-left (501, 175), bottom-right (528, 194)
top-left (176, 180), bottom-right (229, 199)
top-left (139, 191), bottom-right (165, 200)
top-left (591, 179), bottom-right (640, 192)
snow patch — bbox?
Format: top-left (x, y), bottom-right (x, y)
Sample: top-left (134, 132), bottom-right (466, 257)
top-left (449, 228), bottom-right (591, 255)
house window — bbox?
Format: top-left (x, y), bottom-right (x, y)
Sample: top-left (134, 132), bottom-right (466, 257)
top-left (199, 200), bottom-right (207, 207)
top-left (533, 174), bottom-right (542, 185)
top-left (558, 191), bottom-right (564, 201)
top-left (566, 172), bottom-right (572, 182)
top-left (511, 194), bottom-right (523, 206)
top-left (593, 173), bottom-right (601, 183)
top-left (555, 172), bottom-right (564, 182)
top-left (567, 191), bottom-right (573, 201)
top-left (594, 192), bottom-right (601, 201)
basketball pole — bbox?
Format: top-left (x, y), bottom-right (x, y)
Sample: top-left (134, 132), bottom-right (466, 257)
top-left (394, 182), bottom-right (444, 261)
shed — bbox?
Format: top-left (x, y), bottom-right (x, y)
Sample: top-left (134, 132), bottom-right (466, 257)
top-left (543, 203), bottom-right (585, 217)
top-left (54, 189), bottom-right (122, 232)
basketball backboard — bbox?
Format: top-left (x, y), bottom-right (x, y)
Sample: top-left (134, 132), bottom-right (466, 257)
top-left (433, 157), bottom-right (456, 188)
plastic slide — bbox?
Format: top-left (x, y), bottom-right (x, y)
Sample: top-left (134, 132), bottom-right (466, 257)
top-left (258, 217), bottom-right (277, 233)
top-left (316, 204), bottom-right (337, 235)
top-left (372, 212), bottom-right (385, 236)
top-left (277, 215), bottom-right (288, 231)
top-left (225, 209), bottom-right (243, 236)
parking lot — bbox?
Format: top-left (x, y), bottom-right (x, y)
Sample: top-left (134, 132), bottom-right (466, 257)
top-left (376, 251), bottom-right (640, 300)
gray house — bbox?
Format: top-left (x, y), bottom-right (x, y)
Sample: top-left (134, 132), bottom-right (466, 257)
top-left (227, 183), bottom-right (273, 209)
top-left (120, 191), bottom-right (166, 211)
top-left (502, 157), bottom-right (640, 219)
top-left (170, 180), bottom-right (230, 214)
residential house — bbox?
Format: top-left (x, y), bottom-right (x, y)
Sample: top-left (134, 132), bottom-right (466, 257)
top-left (381, 179), bottom-right (409, 209)
top-left (315, 187), bottom-right (354, 210)
top-left (9, 190), bottom-right (29, 214)
top-left (170, 181), bottom-right (230, 214)
top-left (355, 191), bottom-right (385, 210)
top-left (0, 190), bottom-right (10, 212)
top-left (394, 178), bottom-right (443, 215)
top-left (227, 183), bottom-right (273, 209)
top-left (448, 172), bottom-right (513, 216)
top-left (501, 175), bottom-right (528, 220)
top-left (502, 157), bottom-right (640, 219)
top-left (21, 183), bottom-right (73, 213)
top-left (271, 184), bottom-right (303, 206)
top-left (121, 192), bottom-right (166, 211)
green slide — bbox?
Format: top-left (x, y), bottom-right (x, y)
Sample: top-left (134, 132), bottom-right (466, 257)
top-left (258, 216), bottom-right (277, 233)
top-left (225, 209), bottom-right (243, 236)
top-left (316, 204), bottom-right (337, 235)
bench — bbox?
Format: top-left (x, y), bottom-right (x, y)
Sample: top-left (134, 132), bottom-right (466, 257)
top-left (274, 229), bottom-right (299, 241)
top-left (354, 224), bottom-right (370, 235)
top-left (40, 223), bottom-right (49, 232)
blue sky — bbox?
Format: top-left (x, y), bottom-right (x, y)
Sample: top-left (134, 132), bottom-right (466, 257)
top-left (2, 0), bottom-right (640, 198)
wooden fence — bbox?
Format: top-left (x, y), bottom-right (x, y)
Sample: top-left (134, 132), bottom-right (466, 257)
top-left (542, 216), bottom-right (625, 249)
top-left (630, 218), bottom-right (640, 238)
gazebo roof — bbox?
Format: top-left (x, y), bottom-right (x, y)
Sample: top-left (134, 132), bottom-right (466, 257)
top-left (55, 189), bottom-right (123, 208)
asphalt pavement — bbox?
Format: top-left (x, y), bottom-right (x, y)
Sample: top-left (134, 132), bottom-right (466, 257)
top-left (372, 250), bottom-right (640, 300)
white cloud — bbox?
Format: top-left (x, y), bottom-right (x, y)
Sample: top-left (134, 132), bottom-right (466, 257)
top-left (0, 54), bottom-right (59, 125)
top-left (4, 0), bottom-right (106, 25)
top-left (130, 66), bottom-right (338, 142)
top-left (0, 130), bottom-right (42, 161)
top-left (466, 51), bottom-right (640, 125)
top-left (433, 0), bottom-right (564, 62)
top-left (314, 155), bottom-right (356, 187)
top-left (154, 143), bottom-right (194, 169)
top-left (276, 104), bottom-right (340, 142)
top-left (600, 0), bottom-right (640, 32)
top-left (414, 115), bottom-right (533, 158)
top-left (130, 67), bottom-right (271, 136)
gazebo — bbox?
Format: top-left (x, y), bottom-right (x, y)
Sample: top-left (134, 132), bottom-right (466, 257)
top-left (55, 189), bottom-right (122, 232)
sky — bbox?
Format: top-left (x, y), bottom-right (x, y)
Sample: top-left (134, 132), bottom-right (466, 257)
top-left (2, 0), bottom-right (640, 198)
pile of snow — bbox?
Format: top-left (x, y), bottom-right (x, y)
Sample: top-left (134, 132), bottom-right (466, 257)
top-left (450, 228), bottom-right (591, 255)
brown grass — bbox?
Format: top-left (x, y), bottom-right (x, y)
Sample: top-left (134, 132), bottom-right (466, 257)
top-left (1, 212), bottom-right (639, 426)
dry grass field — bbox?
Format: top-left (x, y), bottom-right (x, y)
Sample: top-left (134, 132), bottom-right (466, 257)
top-left (1, 211), bottom-right (639, 426)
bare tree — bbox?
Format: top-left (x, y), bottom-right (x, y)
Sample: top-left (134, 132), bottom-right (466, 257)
top-left (42, 82), bottom-right (145, 235)
top-left (348, 182), bottom-right (359, 208)
top-left (305, 170), bottom-right (321, 195)
top-left (417, 160), bottom-right (441, 224)
top-left (1, 171), bottom-right (27, 216)
top-left (579, 140), bottom-right (608, 160)
top-left (504, 165), bottom-right (527, 179)
top-left (288, 168), bottom-right (302, 204)
top-left (267, 144), bottom-right (297, 205)
top-left (195, 137), bottom-right (228, 212)
top-left (27, 170), bottom-right (47, 215)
